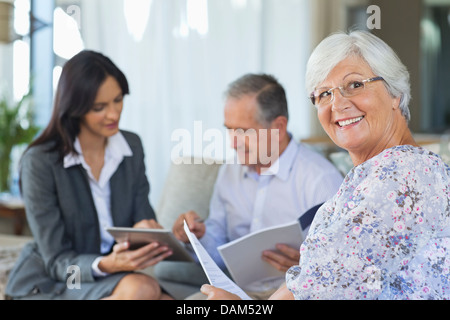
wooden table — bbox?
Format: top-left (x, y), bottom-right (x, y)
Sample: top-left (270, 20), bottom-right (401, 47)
top-left (0, 199), bottom-right (26, 236)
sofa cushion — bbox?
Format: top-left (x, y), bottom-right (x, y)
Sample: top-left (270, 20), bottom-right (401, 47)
top-left (423, 141), bottom-right (450, 165)
top-left (156, 157), bottom-right (221, 229)
top-left (329, 152), bottom-right (354, 176)
top-left (154, 157), bottom-right (221, 294)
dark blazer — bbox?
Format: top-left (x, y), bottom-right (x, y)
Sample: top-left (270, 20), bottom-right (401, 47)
top-left (6, 131), bottom-right (156, 299)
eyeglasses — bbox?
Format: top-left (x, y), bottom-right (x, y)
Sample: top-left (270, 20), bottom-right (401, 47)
top-left (310, 76), bottom-right (384, 107)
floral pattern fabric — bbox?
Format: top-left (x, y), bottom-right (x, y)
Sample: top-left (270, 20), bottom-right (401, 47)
top-left (286, 145), bottom-right (450, 300)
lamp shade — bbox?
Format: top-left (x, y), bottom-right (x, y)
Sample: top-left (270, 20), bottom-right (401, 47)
top-left (0, 1), bottom-right (14, 43)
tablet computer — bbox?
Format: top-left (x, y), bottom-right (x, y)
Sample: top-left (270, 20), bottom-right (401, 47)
top-left (106, 227), bottom-right (194, 262)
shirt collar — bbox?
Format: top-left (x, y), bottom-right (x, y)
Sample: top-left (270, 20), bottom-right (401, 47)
top-left (243, 133), bottom-right (298, 181)
top-left (63, 132), bottom-right (133, 169)
top-left (106, 131), bottom-right (133, 160)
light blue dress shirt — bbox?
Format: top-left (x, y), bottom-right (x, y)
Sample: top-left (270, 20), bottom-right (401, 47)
top-left (199, 138), bottom-right (344, 280)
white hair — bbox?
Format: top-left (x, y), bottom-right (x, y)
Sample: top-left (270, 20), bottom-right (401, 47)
top-left (306, 30), bottom-right (411, 122)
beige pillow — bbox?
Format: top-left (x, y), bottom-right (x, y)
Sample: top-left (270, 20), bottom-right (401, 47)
top-left (156, 157), bottom-right (221, 229)
top-left (153, 157), bottom-right (221, 287)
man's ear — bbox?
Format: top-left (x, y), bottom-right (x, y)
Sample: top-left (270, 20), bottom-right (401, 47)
top-left (271, 116), bottom-right (288, 141)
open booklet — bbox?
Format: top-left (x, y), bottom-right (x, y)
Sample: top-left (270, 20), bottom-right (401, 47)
top-left (217, 220), bottom-right (303, 289)
top-left (183, 220), bottom-right (252, 300)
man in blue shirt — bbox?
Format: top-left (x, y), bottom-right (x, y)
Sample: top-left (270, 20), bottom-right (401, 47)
top-left (173, 74), bottom-right (343, 299)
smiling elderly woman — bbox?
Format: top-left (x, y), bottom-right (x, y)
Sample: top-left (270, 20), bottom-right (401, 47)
top-left (284, 30), bottom-right (450, 300)
top-left (201, 30), bottom-right (450, 300)
top-left (287, 32), bottom-right (450, 299)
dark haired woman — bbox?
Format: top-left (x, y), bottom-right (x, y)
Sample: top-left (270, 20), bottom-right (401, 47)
top-left (6, 51), bottom-right (173, 300)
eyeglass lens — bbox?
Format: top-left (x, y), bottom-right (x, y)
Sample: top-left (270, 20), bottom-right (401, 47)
top-left (311, 77), bottom-right (383, 107)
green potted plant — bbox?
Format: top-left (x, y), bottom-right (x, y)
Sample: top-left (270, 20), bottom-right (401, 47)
top-left (0, 90), bottom-right (40, 193)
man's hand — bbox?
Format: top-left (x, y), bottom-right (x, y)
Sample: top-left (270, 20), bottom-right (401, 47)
top-left (172, 210), bottom-right (206, 243)
top-left (262, 244), bottom-right (300, 272)
top-left (133, 219), bottom-right (163, 229)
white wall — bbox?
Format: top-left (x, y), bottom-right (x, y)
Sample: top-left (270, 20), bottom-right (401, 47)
top-left (80, 0), bottom-right (313, 207)
top-left (0, 45), bottom-right (14, 95)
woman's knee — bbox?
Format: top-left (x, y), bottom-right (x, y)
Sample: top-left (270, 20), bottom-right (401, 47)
top-left (112, 273), bottom-right (162, 300)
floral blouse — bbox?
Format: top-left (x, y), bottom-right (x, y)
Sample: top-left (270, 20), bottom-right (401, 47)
top-left (286, 145), bottom-right (450, 300)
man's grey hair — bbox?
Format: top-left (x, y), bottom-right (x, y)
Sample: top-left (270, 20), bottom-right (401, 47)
top-left (306, 30), bottom-right (411, 122)
top-left (224, 73), bottom-right (289, 126)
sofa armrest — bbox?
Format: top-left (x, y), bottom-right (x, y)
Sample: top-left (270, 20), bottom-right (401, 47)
top-left (0, 234), bottom-right (33, 300)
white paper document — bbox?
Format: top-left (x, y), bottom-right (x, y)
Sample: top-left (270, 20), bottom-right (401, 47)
top-left (183, 220), bottom-right (252, 300)
top-left (218, 220), bottom-right (303, 289)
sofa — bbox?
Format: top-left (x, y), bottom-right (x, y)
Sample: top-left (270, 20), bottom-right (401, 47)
top-left (1, 137), bottom-right (449, 300)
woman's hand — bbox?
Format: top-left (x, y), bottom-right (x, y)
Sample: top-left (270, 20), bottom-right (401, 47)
top-left (200, 285), bottom-right (242, 300)
top-left (200, 284), bottom-right (296, 300)
top-left (262, 244), bottom-right (300, 272)
top-left (269, 284), bottom-right (295, 300)
top-left (98, 240), bottom-right (173, 274)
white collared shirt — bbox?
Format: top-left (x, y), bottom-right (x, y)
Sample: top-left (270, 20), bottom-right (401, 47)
top-left (64, 132), bottom-right (133, 276)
